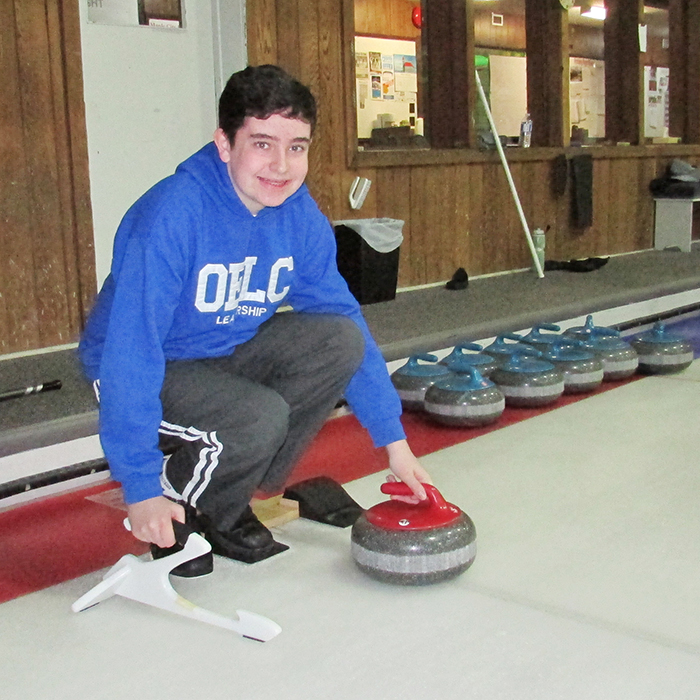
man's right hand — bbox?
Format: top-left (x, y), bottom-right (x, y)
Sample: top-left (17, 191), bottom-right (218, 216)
top-left (126, 496), bottom-right (185, 548)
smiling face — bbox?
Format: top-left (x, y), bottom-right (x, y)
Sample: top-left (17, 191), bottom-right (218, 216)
top-left (213, 113), bottom-right (312, 215)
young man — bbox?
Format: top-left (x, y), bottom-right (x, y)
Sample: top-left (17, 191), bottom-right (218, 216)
top-left (79, 65), bottom-right (430, 575)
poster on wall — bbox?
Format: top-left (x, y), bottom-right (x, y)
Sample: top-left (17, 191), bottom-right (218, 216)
top-left (644, 66), bottom-right (670, 138)
top-left (371, 75), bottom-right (382, 100)
top-left (369, 52), bottom-right (382, 73)
top-left (356, 52), bottom-right (369, 79)
top-left (355, 36), bottom-right (418, 138)
top-left (394, 55), bottom-right (417, 93)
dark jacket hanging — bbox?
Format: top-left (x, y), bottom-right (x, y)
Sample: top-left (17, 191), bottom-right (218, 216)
top-left (571, 154), bottom-right (593, 228)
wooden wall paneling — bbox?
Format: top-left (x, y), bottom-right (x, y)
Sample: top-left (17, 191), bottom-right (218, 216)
top-left (569, 24), bottom-right (605, 61)
top-left (274, 0), bottom-right (302, 77)
top-left (463, 163), bottom-right (485, 276)
top-left (605, 0), bottom-right (643, 144)
top-left (426, 166), bottom-right (453, 282)
top-left (373, 167), bottom-right (411, 286)
top-left (316, 0), bottom-right (346, 217)
top-left (525, 0), bottom-right (567, 147)
top-left (668, 0), bottom-right (700, 143)
top-left (473, 8), bottom-right (526, 51)
top-left (0, 0), bottom-right (39, 351)
top-left (58, 0), bottom-right (97, 325)
top-left (247, 0), bottom-right (278, 64)
top-left (422, 0), bottom-right (470, 148)
top-left (587, 158), bottom-right (609, 256)
top-left (15, 1), bottom-right (73, 345)
top-left (407, 167), bottom-right (433, 284)
top-left (667, 0), bottom-right (686, 139)
top-left (602, 159), bottom-right (636, 254)
top-left (505, 160), bottom-right (533, 269)
top-left (449, 165), bottom-right (472, 281)
top-left (47, 1), bottom-right (82, 338)
top-left (480, 162), bottom-right (513, 273)
top-left (633, 156), bottom-right (658, 249)
top-left (354, 0), bottom-right (419, 38)
top-left (519, 159), bottom-right (556, 259)
top-left (421, 165), bottom-right (446, 283)
top-left (681, 0), bottom-right (700, 143)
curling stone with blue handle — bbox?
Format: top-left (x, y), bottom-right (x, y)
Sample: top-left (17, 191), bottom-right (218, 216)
top-left (351, 482), bottom-right (476, 585)
top-left (491, 351), bottom-right (565, 407)
top-left (578, 333), bottom-right (638, 381)
top-left (483, 335), bottom-right (535, 366)
top-left (630, 322), bottom-right (694, 374)
top-left (440, 343), bottom-right (499, 377)
top-left (563, 314), bottom-right (619, 341)
top-left (518, 323), bottom-right (564, 353)
top-left (391, 354), bottom-right (452, 410)
top-left (542, 340), bottom-right (604, 393)
top-left (423, 365), bottom-right (505, 427)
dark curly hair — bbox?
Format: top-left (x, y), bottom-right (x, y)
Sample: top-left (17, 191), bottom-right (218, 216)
top-left (218, 65), bottom-right (317, 143)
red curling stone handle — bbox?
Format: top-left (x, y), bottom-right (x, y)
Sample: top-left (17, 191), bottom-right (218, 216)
top-left (380, 482), bottom-right (449, 509)
top-left (372, 482), bottom-right (460, 529)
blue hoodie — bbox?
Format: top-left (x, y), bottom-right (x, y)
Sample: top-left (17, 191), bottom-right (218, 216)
top-left (79, 142), bottom-right (405, 504)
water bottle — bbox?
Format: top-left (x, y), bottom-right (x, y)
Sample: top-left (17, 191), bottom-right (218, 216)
top-left (519, 113), bottom-right (532, 148)
top-left (533, 228), bottom-right (545, 270)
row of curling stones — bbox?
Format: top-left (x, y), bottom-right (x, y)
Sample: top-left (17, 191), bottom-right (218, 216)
top-left (351, 482), bottom-right (476, 585)
top-left (524, 316), bottom-right (693, 375)
top-left (391, 342), bottom-right (590, 426)
top-left (391, 352), bottom-right (506, 427)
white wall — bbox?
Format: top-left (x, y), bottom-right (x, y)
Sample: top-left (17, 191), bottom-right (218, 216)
top-left (79, 0), bottom-right (247, 287)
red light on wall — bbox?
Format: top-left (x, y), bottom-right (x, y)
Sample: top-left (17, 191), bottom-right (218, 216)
top-left (412, 6), bottom-right (422, 29)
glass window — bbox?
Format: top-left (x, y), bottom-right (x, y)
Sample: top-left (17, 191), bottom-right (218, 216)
top-left (354, 0), bottom-right (425, 150)
top-left (642, 4), bottom-right (670, 140)
top-left (474, 0), bottom-right (528, 146)
top-left (568, 2), bottom-right (606, 144)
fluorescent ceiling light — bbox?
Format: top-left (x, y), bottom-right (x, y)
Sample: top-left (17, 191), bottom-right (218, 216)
top-left (581, 5), bottom-right (606, 20)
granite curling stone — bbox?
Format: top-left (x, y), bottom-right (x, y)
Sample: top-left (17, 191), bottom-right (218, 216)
top-left (482, 335), bottom-right (534, 366)
top-left (390, 354), bottom-right (453, 410)
top-left (351, 483), bottom-right (476, 585)
top-left (490, 351), bottom-right (565, 407)
top-left (630, 322), bottom-right (694, 375)
top-left (542, 340), bottom-right (604, 393)
top-left (563, 314), bottom-right (618, 342)
top-left (424, 365), bottom-right (505, 427)
top-left (518, 323), bottom-right (564, 353)
top-left (577, 333), bottom-right (638, 381)
top-left (439, 343), bottom-right (499, 377)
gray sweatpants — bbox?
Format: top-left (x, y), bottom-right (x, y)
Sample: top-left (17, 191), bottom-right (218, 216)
top-left (157, 312), bottom-right (365, 531)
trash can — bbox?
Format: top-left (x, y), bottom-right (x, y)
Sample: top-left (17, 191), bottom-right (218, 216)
top-left (334, 218), bottom-right (404, 305)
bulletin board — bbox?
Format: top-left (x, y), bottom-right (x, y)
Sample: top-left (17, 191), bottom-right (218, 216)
top-left (644, 66), bottom-right (670, 138)
top-left (354, 36), bottom-right (417, 139)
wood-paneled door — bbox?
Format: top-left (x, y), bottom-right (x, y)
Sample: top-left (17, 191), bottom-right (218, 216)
top-left (0, 0), bottom-right (95, 355)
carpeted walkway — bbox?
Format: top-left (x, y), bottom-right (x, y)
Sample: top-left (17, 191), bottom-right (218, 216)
top-left (2, 246), bottom-right (700, 457)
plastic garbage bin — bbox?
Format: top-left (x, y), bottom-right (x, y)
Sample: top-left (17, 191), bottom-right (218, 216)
top-left (334, 218), bottom-right (404, 305)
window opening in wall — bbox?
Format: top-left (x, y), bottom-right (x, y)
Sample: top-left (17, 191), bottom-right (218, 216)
top-left (354, 35), bottom-right (426, 149)
top-left (568, 2), bottom-right (606, 144)
top-left (138, 0), bottom-right (183, 27)
top-left (353, 0), bottom-right (425, 151)
top-left (642, 4), bottom-right (670, 141)
top-left (474, 0), bottom-right (527, 148)
top-left (87, 0), bottom-right (183, 27)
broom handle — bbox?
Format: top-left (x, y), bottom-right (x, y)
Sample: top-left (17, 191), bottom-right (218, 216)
top-left (474, 69), bottom-right (544, 279)
top-left (0, 379), bottom-right (62, 402)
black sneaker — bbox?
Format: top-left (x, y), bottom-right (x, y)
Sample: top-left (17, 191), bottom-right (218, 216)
top-left (203, 506), bottom-right (289, 564)
top-left (150, 513), bottom-right (214, 578)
